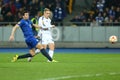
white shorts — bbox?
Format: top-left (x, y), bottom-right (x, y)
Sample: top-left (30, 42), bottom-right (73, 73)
top-left (40, 33), bottom-right (54, 45)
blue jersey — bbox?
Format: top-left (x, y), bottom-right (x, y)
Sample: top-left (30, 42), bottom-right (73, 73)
top-left (18, 19), bottom-right (38, 49)
top-left (18, 19), bottom-right (34, 39)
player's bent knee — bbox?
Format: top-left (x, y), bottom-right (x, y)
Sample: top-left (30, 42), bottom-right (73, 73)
top-left (49, 44), bottom-right (55, 50)
top-left (36, 43), bottom-right (43, 49)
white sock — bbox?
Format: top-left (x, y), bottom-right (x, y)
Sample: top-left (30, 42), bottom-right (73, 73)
top-left (35, 49), bottom-right (40, 54)
top-left (48, 50), bottom-right (54, 58)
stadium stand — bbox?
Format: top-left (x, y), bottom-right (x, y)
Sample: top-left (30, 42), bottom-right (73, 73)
top-left (70, 0), bottom-right (120, 26)
top-left (0, 0), bottom-right (120, 26)
top-left (0, 0), bottom-right (70, 24)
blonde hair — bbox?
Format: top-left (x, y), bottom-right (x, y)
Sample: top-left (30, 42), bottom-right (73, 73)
top-left (44, 8), bottom-right (50, 12)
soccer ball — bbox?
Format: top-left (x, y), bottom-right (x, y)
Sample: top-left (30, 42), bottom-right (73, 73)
top-left (109, 35), bottom-right (118, 43)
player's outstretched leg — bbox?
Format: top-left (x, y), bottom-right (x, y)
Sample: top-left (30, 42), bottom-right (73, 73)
top-left (11, 53), bottom-right (32, 62)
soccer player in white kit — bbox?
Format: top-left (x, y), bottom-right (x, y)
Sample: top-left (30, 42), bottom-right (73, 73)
top-left (28, 8), bottom-right (56, 62)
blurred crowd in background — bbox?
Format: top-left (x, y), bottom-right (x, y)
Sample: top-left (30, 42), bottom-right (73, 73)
top-left (70, 0), bottom-right (120, 26)
top-left (0, 0), bottom-right (120, 26)
top-left (0, 0), bottom-right (75, 25)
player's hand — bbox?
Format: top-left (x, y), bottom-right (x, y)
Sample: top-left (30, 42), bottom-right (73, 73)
top-left (52, 25), bottom-right (55, 28)
top-left (9, 35), bottom-right (14, 41)
top-left (35, 36), bottom-right (40, 39)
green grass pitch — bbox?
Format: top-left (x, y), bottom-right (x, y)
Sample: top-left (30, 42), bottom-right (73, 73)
top-left (0, 53), bottom-right (120, 80)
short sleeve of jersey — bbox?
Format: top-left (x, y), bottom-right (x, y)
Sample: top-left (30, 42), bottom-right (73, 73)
top-left (17, 20), bottom-right (24, 27)
top-left (38, 17), bottom-right (43, 27)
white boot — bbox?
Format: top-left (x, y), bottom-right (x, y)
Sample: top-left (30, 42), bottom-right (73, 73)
top-left (27, 49), bottom-right (41, 62)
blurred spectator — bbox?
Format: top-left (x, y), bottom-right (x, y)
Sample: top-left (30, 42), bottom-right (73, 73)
top-left (0, 1), bottom-right (2, 16)
top-left (0, 15), bottom-right (4, 22)
top-left (3, 0), bottom-right (10, 4)
top-left (90, 19), bottom-right (99, 27)
top-left (118, 17), bottom-right (120, 22)
top-left (104, 7), bottom-right (109, 16)
top-left (115, 7), bottom-right (120, 20)
top-left (70, 15), bottom-right (80, 26)
top-left (113, 19), bottom-right (120, 26)
top-left (9, 0), bottom-right (16, 15)
top-left (109, 6), bottom-right (116, 20)
top-left (103, 12), bottom-right (109, 22)
top-left (79, 12), bottom-right (86, 22)
top-left (15, 11), bottom-right (22, 21)
top-left (43, 0), bottom-right (55, 7)
top-left (46, 3), bottom-right (54, 12)
top-left (21, 0), bottom-right (30, 10)
top-left (95, 13), bottom-right (104, 25)
top-left (14, 0), bottom-right (22, 10)
top-left (29, 0), bottom-right (40, 18)
top-left (96, 0), bottom-right (105, 12)
top-left (53, 4), bottom-right (65, 26)
top-left (108, 18), bottom-right (114, 26)
top-left (91, 0), bottom-right (97, 12)
top-left (4, 12), bottom-right (14, 22)
top-left (43, 0), bottom-right (55, 11)
top-left (1, 3), bottom-right (11, 19)
top-left (38, 1), bottom-right (45, 16)
top-left (87, 14), bottom-right (94, 22)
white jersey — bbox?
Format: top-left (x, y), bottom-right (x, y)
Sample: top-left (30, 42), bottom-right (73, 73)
top-left (38, 16), bottom-right (54, 44)
top-left (38, 16), bottom-right (52, 34)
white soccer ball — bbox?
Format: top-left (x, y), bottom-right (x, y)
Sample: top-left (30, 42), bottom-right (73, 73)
top-left (109, 35), bottom-right (118, 43)
top-left (27, 57), bottom-right (32, 62)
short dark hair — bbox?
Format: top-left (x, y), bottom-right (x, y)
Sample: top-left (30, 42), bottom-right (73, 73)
top-left (22, 10), bottom-right (29, 16)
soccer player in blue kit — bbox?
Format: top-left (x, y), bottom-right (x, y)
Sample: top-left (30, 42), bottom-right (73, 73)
top-left (9, 11), bottom-right (57, 62)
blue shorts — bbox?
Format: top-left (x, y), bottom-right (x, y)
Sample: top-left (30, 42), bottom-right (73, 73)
top-left (25, 36), bottom-right (38, 49)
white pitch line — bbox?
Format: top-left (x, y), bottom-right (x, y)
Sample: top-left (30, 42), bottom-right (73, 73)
top-left (39, 72), bottom-right (120, 80)
top-left (39, 74), bottom-right (100, 80)
top-left (95, 73), bottom-right (103, 77)
top-left (41, 75), bottom-right (81, 80)
top-left (109, 72), bottom-right (120, 75)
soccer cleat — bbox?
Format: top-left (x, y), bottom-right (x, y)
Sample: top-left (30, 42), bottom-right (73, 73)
top-left (47, 60), bottom-right (51, 62)
top-left (47, 59), bottom-right (58, 62)
top-left (51, 60), bottom-right (58, 62)
top-left (11, 55), bottom-right (18, 62)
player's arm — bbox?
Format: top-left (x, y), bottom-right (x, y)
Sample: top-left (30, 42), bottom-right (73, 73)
top-left (51, 25), bottom-right (55, 28)
top-left (9, 24), bottom-right (19, 41)
top-left (32, 24), bottom-right (42, 29)
top-left (49, 23), bottom-right (55, 28)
